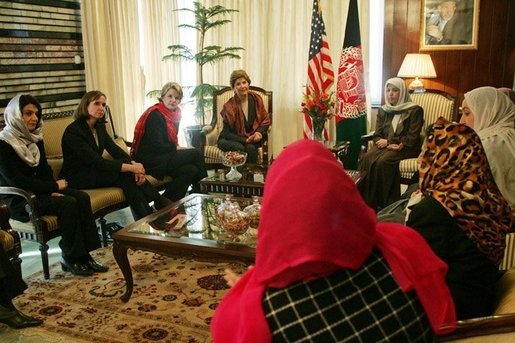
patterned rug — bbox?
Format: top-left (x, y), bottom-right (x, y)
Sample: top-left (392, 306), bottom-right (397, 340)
top-left (6, 247), bottom-right (249, 343)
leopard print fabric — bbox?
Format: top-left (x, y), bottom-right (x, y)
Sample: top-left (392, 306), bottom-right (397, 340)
top-left (418, 117), bottom-right (512, 265)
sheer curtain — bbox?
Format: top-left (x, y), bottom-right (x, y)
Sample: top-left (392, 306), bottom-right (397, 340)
top-left (139, 0), bottom-right (182, 110)
top-left (81, 0), bottom-right (144, 140)
top-left (81, 0), bottom-right (371, 156)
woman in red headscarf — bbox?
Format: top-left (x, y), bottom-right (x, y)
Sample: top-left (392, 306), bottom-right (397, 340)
top-left (211, 140), bottom-right (456, 342)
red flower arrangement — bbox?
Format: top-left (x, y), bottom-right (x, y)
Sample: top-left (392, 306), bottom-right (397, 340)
top-left (300, 87), bottom-right (335, 119)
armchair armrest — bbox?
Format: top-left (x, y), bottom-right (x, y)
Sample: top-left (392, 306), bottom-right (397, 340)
top-left (0, 186), bottom-right (39, 216)
top-left (360, 132), bottom-right (375, 153)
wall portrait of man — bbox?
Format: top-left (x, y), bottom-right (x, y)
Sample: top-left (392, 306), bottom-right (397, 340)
top-left (420, 0), bottom-right (479, 50)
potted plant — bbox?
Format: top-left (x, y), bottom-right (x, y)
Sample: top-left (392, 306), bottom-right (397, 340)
top-left (163, 2), bottom-right (244, 128)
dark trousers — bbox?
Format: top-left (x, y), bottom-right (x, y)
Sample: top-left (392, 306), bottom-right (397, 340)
top-left (38, 188), bottom-right (101, 261)
top-left (218, 138), bottom-right (258, 164)
top-left (0, 244), bottom-right (26, 307)
top-left (163, 149), bottom-right (207, 201)
top-left (110, 174), bottom-right (163, 220)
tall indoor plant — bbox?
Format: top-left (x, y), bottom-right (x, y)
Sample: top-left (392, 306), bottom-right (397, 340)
top-left (162, 2), bottom-right (244, 126)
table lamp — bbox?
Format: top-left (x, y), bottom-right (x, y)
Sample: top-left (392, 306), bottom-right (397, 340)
top-left (397, 53), bottom-right (437, 90)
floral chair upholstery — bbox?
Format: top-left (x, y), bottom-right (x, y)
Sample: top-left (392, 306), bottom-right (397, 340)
top-left (201, 86), bottom-right (273, 167)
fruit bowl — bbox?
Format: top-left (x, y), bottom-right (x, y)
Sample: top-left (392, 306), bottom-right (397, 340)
top-left (222, 151), bottom-right (247, 181)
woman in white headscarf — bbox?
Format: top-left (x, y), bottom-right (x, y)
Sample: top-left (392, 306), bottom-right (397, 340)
top-left (0, 94), bottom-right (107, 276)
top-left (359, 77), bottom-right (424, 211)
top-left (461, 86), bottom-right (515, 207)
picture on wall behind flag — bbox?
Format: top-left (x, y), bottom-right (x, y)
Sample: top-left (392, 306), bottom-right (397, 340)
top-left (335, 0), bottom-right (367, 170)
top-left (303, 0), bottom-right (334, 140)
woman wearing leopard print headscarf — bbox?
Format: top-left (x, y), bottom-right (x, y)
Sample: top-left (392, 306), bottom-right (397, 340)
top-left (407, 117), bottom-right (512, 320)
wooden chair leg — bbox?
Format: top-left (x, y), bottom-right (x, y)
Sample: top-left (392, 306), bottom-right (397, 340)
top-left (98, 218), bottom-right (108, 247)
top-left (39, 242), bottom-right (50, 279)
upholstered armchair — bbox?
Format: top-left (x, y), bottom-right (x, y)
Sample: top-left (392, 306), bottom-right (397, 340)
top-left (398, 89), bottom-right (459, 183)
top-left (202, 86), bottom-right (273, 167)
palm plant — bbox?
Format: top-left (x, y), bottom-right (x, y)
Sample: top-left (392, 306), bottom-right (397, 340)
top-left (162, 2), bottom-right (244, 126)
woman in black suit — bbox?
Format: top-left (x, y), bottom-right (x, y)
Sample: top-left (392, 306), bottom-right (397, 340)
top-left (0, 94), bottom-right (106, 276)
top-left (60, 91), bottom-right (170, 220)
top-left (131, 82), bottom-right (206, 201)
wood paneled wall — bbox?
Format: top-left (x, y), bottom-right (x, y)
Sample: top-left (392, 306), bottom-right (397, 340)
top-left (384, 0), bottom-right (515, 100)
top-left (0, 0), bottom-right (84, 117)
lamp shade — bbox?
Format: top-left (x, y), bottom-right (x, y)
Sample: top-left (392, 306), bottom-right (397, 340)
top-left (397, 53), bottom-right (436, 89)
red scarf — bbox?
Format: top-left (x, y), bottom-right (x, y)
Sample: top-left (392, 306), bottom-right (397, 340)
top-left (131, 102), bottom-right (181, 156)
top-left (221, 91), bottom-right (271, 137)
top-left (211, 140), bottom-right (456, 342)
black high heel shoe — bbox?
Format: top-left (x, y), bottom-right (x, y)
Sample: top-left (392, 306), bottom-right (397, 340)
top-left (84, 256), bottom-right (109, 273)
top-left (61, 258), bottom-right (94, 276)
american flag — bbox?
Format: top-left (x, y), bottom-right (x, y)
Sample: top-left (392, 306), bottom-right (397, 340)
top-left (304, 0), bottom-right (334, 139)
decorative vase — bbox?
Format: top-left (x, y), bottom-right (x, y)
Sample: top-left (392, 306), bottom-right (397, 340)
top-left (311, 116), bottom-right (326, 142)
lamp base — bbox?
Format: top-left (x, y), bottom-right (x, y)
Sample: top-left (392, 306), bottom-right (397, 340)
top-left (408, 77), bottom-right (424, 90)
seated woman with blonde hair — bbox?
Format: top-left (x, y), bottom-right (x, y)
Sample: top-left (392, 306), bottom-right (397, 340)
top-left (131, 82), bottom-right (206, 201)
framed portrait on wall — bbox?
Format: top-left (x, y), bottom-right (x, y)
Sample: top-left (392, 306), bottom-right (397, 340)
top-left (420, 0), bottom-right (480, 50)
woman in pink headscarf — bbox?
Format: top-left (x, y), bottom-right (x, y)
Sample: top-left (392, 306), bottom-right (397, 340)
top-left (211, 140), bottom-right (456, 342)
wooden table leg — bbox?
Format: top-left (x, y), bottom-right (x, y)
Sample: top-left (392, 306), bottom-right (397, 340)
top-left (112, 240), bottom-right (133, 302)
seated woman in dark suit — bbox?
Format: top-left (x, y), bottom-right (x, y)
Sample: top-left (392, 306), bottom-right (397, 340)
top-left (212, 140), bottom-right (456, 342)
top-left (217, 69), bottom-right (271, 164)
top-left (359, 77), bottom-right (423, 211)
top-left (60, 91), bottom-right (170, 221)
top-left (131, 82), bottom-right (207, 201)
top-left (0, 94), bottom-right (106, 276)
top-left (407, 118), bottom-right (512, 320)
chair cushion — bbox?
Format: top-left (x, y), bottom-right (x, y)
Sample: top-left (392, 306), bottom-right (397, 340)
top-left (9, 215), bottom-right (60, 235)
top-left (83, 187), bottom-right (126, 213)
top-left (494, 268), bottom-right (515, 314)
top-left (204, 145), bottom-right (223, 164)
top-left (399, 158), bottom-right (418, 180)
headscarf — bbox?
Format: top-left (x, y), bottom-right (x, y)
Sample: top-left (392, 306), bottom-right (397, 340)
top-left (211, 140), bottom-right (456, 342)
top-left (418, 118), bottom-right (512, 265)
top-left (0, 94), bottom-right (43, 166)
top-left (131, 102), bottom-right (181, 156)
top-left (498, 87), bottom-right (515, 104)
top-left (463, 86), bottom-right (515, 206)
top-left (220, 91), bottom-right (271, 137)
top-left (382, 77), bottom-right (418, 112)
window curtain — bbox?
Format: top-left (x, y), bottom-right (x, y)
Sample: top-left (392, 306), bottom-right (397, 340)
top-left (81, 0), bottom-right (144, 140)
top-left (203, 0), bottom-right (370, 159)
top-left (139, 0), bottom-right (182, 110)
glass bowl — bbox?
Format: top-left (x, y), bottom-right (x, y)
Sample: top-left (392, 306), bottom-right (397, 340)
top-left (222, 151), bottom-right (247, 181)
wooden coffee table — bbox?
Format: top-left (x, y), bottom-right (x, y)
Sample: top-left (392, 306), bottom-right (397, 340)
top-left (112, 194), bottom-right (256, 302)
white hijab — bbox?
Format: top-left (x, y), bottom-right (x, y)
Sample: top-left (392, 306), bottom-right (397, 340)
top-left (381, 77), bottom-right (417, 112)
top-left (0, 94), bottom-right (43, 167)
top-left (464, 86), bottom-right (515, 207)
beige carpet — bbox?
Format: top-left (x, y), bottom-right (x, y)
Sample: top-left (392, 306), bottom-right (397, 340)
top-left (1, 247), bottom-right (249, 343)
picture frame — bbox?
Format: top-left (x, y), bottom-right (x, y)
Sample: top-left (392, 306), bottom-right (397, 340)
top-left (420, 0), bottom-right (480, 51)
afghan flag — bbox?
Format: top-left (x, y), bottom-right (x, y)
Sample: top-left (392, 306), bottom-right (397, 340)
top-left (334, 0), bottom-right (367, 170)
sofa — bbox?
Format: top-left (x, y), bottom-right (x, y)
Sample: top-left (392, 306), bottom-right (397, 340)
top-left (0, 109), bottom-right (171, 279)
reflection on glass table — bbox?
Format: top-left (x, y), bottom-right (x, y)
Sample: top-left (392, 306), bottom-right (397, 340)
top-left (127, 195), bottom-right (258, 247)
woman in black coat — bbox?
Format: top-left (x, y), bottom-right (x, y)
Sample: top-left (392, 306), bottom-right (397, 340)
top-left (131, 82), bottom-right (206, 201)
top-left (0, 94), bottom-right (106, 276)
top-left (60, 91), bottom-right (170, 220)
